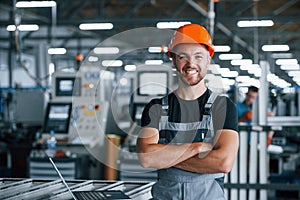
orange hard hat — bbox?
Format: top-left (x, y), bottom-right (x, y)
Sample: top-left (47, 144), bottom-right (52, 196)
top-left (168, 24), bottom-right (214, 58)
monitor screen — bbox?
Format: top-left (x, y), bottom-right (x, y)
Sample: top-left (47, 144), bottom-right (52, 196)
top-left (43, 102), bottom-right (72, 134)
top-left (137, 71), bottom-right (168, 96)
top-left (55, 77), bottom-right (81, 97)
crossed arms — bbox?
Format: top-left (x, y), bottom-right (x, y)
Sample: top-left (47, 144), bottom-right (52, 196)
top-left (136, 127), bottom-right (239, 174)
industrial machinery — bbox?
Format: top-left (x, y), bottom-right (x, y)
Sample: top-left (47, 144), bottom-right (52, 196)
top-left (44, 67), bottom-right (114, 146)
top-left (31, 66), bottom-right (115, 180)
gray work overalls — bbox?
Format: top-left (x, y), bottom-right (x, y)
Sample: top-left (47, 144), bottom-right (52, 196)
top-left (151, 92), bottom-right (226, 200)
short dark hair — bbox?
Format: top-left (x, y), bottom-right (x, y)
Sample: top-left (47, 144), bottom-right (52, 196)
top-left (248, 86), bottom-right (258, 93)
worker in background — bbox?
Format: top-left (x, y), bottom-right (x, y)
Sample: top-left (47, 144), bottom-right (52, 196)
top-left (236, 86), bottom-right (259, 123)
top-left (137, 24), bottom-right (239, 199)
top-left (236, 86), bottom-right (274, 145)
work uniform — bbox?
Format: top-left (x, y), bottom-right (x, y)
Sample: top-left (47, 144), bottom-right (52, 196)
top-left (236, 100), bottom-right (252, 124)
top-left (141, 89), bottom-right (238, 200)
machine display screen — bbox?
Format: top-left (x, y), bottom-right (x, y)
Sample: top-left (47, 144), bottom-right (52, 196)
top-left (137, 72), bottom-right (168, 96)
top-left (55, 77), bottom-right (81, 97)
top-left (43, 102), bottom-right (72, 134)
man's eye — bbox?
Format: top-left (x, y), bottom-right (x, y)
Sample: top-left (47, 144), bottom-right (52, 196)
top-left (178, 55), bottom-right (187, 59)
top-left (195, 55), bottom-right (203, 59)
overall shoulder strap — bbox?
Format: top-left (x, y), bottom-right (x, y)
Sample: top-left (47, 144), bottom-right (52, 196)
top-left (204, 92), bottom-right (219, 115)
top-left (161, 95), bottom-right (168, 116)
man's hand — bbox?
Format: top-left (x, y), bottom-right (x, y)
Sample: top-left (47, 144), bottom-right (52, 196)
top-left (198, 142), bottom-right (213, 158)
top-left (239, 110), bottom-right (252, 122)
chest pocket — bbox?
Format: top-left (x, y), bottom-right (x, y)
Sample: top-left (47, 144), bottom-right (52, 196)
top-left (158, 92), bottom-right (219, 145)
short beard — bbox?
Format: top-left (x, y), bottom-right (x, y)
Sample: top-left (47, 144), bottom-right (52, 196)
top-left (177, 71), bottom-right (202, 86)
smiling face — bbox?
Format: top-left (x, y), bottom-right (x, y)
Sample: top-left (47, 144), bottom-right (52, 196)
top-left (172, 43), bottom-right (211, 86)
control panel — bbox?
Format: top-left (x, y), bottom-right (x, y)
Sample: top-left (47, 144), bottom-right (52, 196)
top-left (50, 67), bottom-right (114, 147)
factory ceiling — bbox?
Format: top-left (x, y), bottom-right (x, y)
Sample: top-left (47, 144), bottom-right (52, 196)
top-left (0, 0), bottom-right (300, 87)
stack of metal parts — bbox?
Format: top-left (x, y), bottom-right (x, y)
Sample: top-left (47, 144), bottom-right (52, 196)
top-left (0, 178), bottom-right (154, 200)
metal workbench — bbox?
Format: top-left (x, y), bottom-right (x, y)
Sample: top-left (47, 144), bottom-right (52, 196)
top-left (0, 178), bottom-right (154, 200)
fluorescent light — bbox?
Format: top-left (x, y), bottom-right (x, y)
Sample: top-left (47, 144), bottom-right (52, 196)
top-left (214, 45), bottom-right (231, 52)
top-left (275, 59), bottom-right (298, 65)
top-left (88, 56), bottom-right (99, 62)
top-left (280, 64), bottom-right (300, 71)
top-left (288, 71), bottom-right (300, 77)
top-left (248, 67), bottom-right (261, 74)
top-left (237, 20), bottom-right (274, 27)
top-left (292, 77), bottom-right (300, 82)
top-left (208, 64), bottom-right (221, 74)
top-left (262, 45), bottom-right (289, 52)
top-left (268, 74), bottom-right (291, 87)
top-left (221, 70), bottom-right (239, 78)
top-left (271, 53), bottom-right (293, 59)
top-left (16, 1), bottom-right (56, 8)
top-left (48, 48), bottom-right (66, 55)
top-left (7, 24), bottom-right (39, 31)
top-left (222, 78), bottom-right (235, 86)
top-left (236, 76), bottom-right (260, 87)
top-left (102, 60), bottom-right (123, 67)
top-left (148, 46), bottom-right (168, 53)
top-left (231, 59), bottom-right (253, 65)
top-left (124, 65), bottom-right (136, 72)
top-left (240, 64), bottom-right (260, 71)
top-left (145, 60), bottom-right (163, 65)
top-left (156, 21), bottom-right (191, 29)
top-left (93, 47), bottom-right (119, 54)
top-left (79, 23), bottom-right (113, 30)
top-left (253, 70), bottom-right (261, 77)
top-left (219, 54), bottom-right (243, 60)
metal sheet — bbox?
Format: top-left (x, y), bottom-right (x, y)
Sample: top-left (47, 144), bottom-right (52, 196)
top-left (0, 178), bottom-right (154, 200)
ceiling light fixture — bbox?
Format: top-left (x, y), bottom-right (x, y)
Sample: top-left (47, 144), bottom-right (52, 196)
top-left (145, 60), bottom-right (163, 65)
top-left (219, 54), bottom-right (243, 60)
top-left (79, 23), bottom-right (113, 30)
top-left (7, 24), bottom-right (39, 31)
top-left (156, 21), bottom-right (191, 29)
top-left (88, 56), bottom-right (99, 62)
top-left (93, 47), bottom-right (119, 54)
top-left (262, 45), bottom-right (289, 52)
top-left (231, 59), bottom-right (253, 65)
top-left (237, 20), bottom-right (274, 27)
top-left (208, 64), bottom-right (221, 74)
top-left (275, 59), bottom-right (298, 65)
top-left (288, 71), bottom-right (300, 77)
top-left (124, 65), bottom-right (137, 72)
top-left (280, 64), bottom-right (300, 71)
top-left (239, 64), bottom-right (260, 71)
top-left (214, 45), bottom-right (231, 52)
top-left (102, 60), bottom-right (123, 67)
top-left (48, 48), bottom-right (67, 55)
top-left (292, 77), bottom-right (300, 82)
top-left (220, 70), bottom-right (239, 78)
top-left (16, 1), bottom-right (56, 8)
top-left (148, 46), bottom-right (168, 53)
top-left (271, 53), bottom-right (293, 59)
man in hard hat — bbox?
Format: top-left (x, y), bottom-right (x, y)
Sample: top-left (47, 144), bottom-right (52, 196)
top-left (137, 24), bottom-right (239, 199)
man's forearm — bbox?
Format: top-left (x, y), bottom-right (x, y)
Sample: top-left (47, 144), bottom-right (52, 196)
top-left (174, 131), bottom-right (239, 174)
top-left (174, 150), bottom-right (229, 174)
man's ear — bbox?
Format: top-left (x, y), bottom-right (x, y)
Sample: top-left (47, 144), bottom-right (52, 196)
top-left (171, 54), bottom-right (177, 69)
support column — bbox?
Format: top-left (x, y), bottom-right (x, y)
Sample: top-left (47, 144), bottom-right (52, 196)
top-left (230, 155), bottom-right (238, 200)
top-left (249, 130), bottom-right (258, 200)
top-left (259, 60), bottom-right (270, 200)
top-left (239, 130), bottom-right (248, 200)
